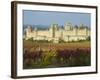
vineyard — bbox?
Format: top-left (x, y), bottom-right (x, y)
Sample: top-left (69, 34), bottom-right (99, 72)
top-left (23, 40), bottom-right (91, 69)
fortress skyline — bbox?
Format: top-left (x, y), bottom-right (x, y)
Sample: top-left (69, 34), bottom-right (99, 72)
top-left (24, 22), bottom-right (90, 43)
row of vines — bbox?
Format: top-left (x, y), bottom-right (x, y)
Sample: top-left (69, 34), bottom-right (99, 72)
top-left (23, 41), bottom-right (91, 69)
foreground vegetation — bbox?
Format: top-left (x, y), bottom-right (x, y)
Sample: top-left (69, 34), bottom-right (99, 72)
top-left (23, 40), bottom-right (91, 69)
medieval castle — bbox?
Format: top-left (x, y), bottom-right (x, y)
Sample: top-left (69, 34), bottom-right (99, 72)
top-left (24, 22), bottom-right (90, 43)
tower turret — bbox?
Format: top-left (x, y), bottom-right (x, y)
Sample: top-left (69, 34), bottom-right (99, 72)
top-left (49, 24), bottom-right (58, 38)
top-left (64, 22), bottom-right (73, 30)
top-left (27, 25), bottom-right (32, 33)
top-left (25, 25), bottom-right (32, 38)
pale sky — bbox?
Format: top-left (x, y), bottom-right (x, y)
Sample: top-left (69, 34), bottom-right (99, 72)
top-left (23, 10), bottom-right (91, 27)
